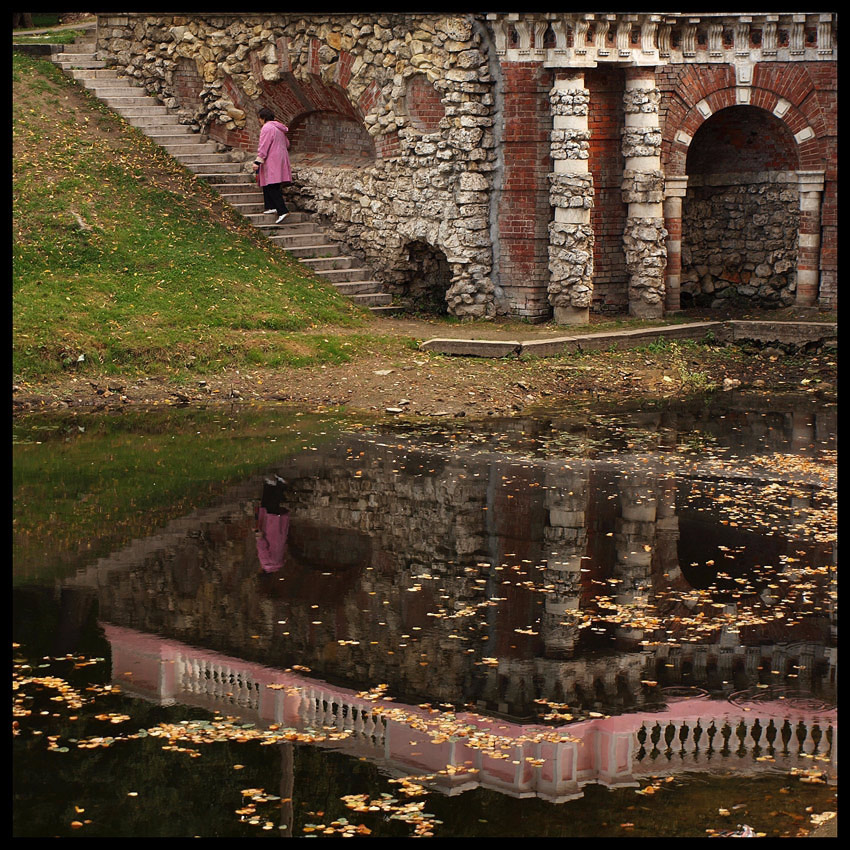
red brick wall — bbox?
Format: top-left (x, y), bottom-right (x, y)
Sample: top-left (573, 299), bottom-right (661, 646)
top-left (406, 74), bottom-right (445, 133)
top-left (498, 62), bottom-right (553, 319)
top-left (586, 67), bottom-right (627, 310)
top-left (288, 110), bottom-right (376, 163)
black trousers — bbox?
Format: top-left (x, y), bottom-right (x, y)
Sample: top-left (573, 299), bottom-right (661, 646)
top-left (262, 183), bottom-right (288, 215)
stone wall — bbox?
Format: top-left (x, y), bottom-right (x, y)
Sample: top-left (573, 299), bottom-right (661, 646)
top-left (91, 12), bottom-right (837, 319)
top-left (681, 172), bottom-right (800, 308)
top-left (96, 13), bottom-right (503, 318)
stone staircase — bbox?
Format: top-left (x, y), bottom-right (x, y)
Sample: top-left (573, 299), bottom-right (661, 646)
top-left (51, 31), bottom-right (395, 313)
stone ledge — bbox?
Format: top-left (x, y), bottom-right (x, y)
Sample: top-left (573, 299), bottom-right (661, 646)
top-left (418, 338), bottom-right (521, 358)
top-left (419, 320), bottom-right (836, 359)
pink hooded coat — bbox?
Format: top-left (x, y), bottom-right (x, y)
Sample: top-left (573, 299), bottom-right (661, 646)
top-left (256, 120), bottom-right (292, 186)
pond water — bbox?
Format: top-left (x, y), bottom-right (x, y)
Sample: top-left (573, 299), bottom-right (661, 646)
top-left (13, 392), bottom-right (836, 837)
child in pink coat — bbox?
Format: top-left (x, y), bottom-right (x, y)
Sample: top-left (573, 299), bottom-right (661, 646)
top-left (252, 107), bottom-right (292, 224)
top-left (255, 476), bottom-right (290, 574)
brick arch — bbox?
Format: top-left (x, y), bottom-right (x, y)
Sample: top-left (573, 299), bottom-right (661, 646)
top-left (661, 61), bottom-right (827, 177)
top-left (287, 108), bottom-right (375, 168)
top-left (664, 88), bottom-right (816, 175)
top-left (685, 104), bottom-right (799, 175)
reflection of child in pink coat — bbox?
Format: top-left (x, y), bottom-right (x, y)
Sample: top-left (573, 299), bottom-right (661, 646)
top-left (255, 477), bottom-right (290, 574)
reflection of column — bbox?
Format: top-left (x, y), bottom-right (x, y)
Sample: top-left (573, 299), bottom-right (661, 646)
top-left (622, 67), bottom-right (667, 318)
top-left (612, 471), bottom-right (657, 647)
top-left (540, 466), bottom-right (590, 657)
top-left (663, 176), bottom-right (688, 312)
top-left (279, 741), bottom-right (294, 837)
top-left (796, 172), bottom-right (825, 306)
top-left (548, 71), bottom-right (594, 325)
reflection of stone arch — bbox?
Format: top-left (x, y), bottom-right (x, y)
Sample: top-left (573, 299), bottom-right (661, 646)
top-left (389, 240), bottom-right (453, 314)
top-left (287, 109), bottom-right (376, 167)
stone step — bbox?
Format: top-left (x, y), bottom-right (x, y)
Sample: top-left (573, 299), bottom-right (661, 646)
top-left (258, 221), bottom-right (323, 237)
top-left (317, 267), bottom-right (375, 283)
top-left (125, 115), bottom-right (185, 130)
top-left (54, 58), bottom-right (105, 69)
top-left (199, 172), bottom-right (256, 186)
top-left (102, 95), bottom-right (162, 108)
top-left (220, 194), bottom-right (265, 207)
top-left (334, 280), bottom-right (387, 295)
top-left (56, 52), bottom-right (100, 63)
top-left (173, 150), bottom-right (231, 161)
top-left (69, 68), bottom-right (125, 80)
top-left (113, 104), bottom-right (171, 117)
top-left (300, 255), bottom-right (356, 272)
top-left (163, 142), bottom-right (221, 156)
top-left (81, 82), bottom-right (145, 95)
top-left (148, 131), bottom-right (205, 144)
top-left (183, 161), bottom-right (245, 174)
top-left (285, 243), bottom-right (342, 259)
top-left (348, 292), bottom-right (393, 306)
top-left (136, 122), bottom-right (195, 136)
top-left (268, 232), bottom-right (341, 250)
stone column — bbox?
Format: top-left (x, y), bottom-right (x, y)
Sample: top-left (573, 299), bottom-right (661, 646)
top-left (548, 71), bottom-right (594, 325)
top-left (796, 171), bottom-right (825, 307)
top-left (663, 176), bottom-right (688, 312)
top-left (621, 68), bottom-right (667, 319)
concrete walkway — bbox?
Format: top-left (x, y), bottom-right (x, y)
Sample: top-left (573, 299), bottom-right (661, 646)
top-left (419, 318), bottom-right (837, 358)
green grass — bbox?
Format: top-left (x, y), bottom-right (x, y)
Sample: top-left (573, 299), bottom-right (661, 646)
top-left (12, 29), bottom-right (86, 45)
top-left (13, 52), bottom-right (370, 382)
top-left (12, 405), bottom-right (348, 583)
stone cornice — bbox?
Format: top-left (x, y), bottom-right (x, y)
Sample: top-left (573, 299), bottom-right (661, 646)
top-left (484, 12), bottom-right (836, 66)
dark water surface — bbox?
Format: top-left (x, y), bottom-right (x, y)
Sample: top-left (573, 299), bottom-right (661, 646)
top-left (13, 393), bottom-right (836, 837)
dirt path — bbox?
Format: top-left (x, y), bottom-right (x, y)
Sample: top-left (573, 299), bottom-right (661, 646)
top-left (12, 314), bottom-right (837, 419)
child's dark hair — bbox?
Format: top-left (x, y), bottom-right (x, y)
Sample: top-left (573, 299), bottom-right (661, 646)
top-left (258, 107), bottom-right (275, 122)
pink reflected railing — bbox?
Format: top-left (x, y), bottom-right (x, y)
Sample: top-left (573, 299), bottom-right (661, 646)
top-left (103, 623), bottom-right (836, 802)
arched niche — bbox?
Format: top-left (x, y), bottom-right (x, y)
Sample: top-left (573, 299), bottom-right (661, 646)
top-left (287, 109), bottom-right (375, 168)
top-left (403, 73), bottom-right (446, 134)
top-left (679, 105), bottom-right (802, 310)
top-left (390, 240), bottom-right (452, 314)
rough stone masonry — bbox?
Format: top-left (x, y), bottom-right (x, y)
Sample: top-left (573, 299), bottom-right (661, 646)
top-left (93, 12), bottom-right (836, 322)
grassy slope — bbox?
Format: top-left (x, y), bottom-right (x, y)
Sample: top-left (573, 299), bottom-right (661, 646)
top-left (12, 51), bottom-right (371, 382)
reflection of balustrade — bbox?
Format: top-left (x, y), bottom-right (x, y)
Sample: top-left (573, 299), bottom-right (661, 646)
top-left (633, 712), bottom-right (833, 778)
top-left (104, 624), bottom-right (835, 802)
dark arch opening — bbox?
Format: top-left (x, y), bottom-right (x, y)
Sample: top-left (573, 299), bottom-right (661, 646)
top-left (680, 105), bottom-right (801, 311)
top-left (686, 105), bottom-right (799, 175)
top-left (393, 240), bottom-right (452, 315)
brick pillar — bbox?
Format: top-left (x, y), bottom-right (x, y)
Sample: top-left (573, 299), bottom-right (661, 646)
top-left (498, 62), bottom-right (554, 320)
top-left (663, 176), bottom-right (688, 313)
top-left (796, 172), bottom-right (826, 307)
top-left (621, 68), bottom-right (667, 319)
top-left (548, 71), bottom-right (594, 325)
